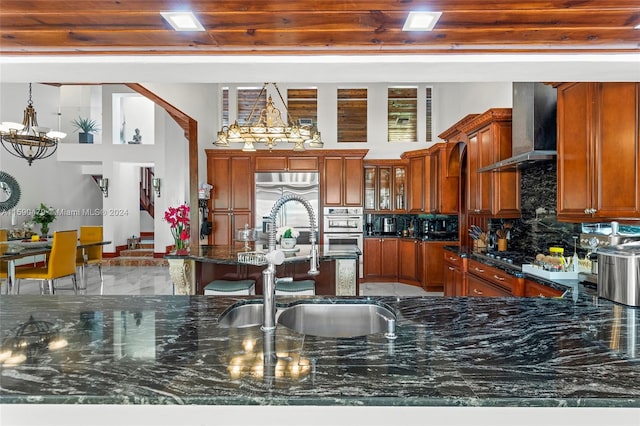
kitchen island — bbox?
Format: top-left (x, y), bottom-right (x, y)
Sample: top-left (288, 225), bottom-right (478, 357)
top-left (1, 279), bottom-right (639, 426)
top-left (165, 244), bottom-right (360, 295)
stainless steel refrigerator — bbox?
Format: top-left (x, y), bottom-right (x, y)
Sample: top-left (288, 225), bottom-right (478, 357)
top-left (254, 172), bottom-right (319, 244)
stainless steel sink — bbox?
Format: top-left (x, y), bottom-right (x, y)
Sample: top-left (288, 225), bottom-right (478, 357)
top-left (217, 302), bottom-right (264, 328)
top-left (277, 302), bottom-right (397, 339)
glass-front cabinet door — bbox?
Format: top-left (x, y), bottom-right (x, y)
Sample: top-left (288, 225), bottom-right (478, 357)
top-left (364, 163), bottom-right (407, 213)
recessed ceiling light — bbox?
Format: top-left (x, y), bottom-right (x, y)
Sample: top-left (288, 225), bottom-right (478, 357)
top-left (402, 11), bottom-right (442, 31)
top-left (160, 11), bottom-right (205, 32)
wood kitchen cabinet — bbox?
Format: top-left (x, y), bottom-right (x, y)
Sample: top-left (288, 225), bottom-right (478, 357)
top-left (422, 241), bottom-right (458, 291)
top-left (466, 258), bottom-right (524, 297)
top-left (323, 154), bottom-right (365, 206)
top-left (363, 237), bottom-right (399, 281)
top-left (208, 155), bottom-right (253, 245)
top-left (461, 109), bottom-right (520, 218)
top-left (254, 156), bottom-right (318, 171)
top-left (364, 160), bottom-right (407, 212)
top-left (557, 82), bottom-right (640, 221)
top-left (524, 279), bottom-right (564, 298)
top-left (403, 148), bottom-right (436, 214)
top-left (398, 238), bottom-right (421, 286)
top-left (443, 250), bottom-right (466, 296)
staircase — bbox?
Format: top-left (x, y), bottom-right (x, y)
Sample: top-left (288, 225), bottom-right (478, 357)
top-left (104, 233), bottom-right (168, 267)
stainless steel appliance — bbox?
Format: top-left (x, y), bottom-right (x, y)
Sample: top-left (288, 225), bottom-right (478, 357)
top-left (323, 207), bottom-right (364, 278)
top-left (598, 242), bottom-right (640, 307)
top-left (255, 172), bottom-right (319, 244)
top-left (383, 217), bottom-right (396, 234)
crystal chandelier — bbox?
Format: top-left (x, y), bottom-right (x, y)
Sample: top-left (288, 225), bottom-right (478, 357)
top-left (214, 83), bottom-right (323, 152)
top-left (0, 83), bottom-right (66, 166)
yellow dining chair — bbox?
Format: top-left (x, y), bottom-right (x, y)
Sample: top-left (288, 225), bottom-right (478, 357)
top-left (15, 230), bottom-right (78, 295)
top-left (76, 226), bottom-right (104, 294)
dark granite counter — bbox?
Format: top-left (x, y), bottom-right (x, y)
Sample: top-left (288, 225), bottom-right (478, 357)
top-left (1, 291), bottom-right (638, 409)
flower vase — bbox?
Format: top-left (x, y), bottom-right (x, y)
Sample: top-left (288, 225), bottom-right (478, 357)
top-left (174, 240), bottom-right (189, 255)
top-left (281, 237), bottom-right (297, 249)
top-left (41, 225), bottom-right (49, 238)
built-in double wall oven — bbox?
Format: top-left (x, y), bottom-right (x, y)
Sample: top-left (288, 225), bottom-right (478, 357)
top-left (323, 207), bottom-right (364, 277)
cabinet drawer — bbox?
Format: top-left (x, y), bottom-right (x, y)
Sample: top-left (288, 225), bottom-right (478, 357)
top-left (467, 274), bottom-right (511, 297)
top-left (443, 251), bottom-right (465, 268)
top-left (524, 280), bottom-right (564, 298)
top-left (468, 259), bottom-right (514, 291)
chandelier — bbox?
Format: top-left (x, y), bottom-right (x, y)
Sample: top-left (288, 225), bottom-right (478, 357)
top-left (214, 83), bottom-right (323, 152)
top-left (0, 83), bottom-right (66, 166)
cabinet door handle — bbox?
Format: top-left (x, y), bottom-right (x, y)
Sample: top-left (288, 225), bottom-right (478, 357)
top-left (449, 256), bottom-right (457, 261)
top-left (538, 293), bottom-right (545, 297)
top-left (493, 274), bottom-right (505, 281)
top-left (474, 267), bottom-right (485, 273)
top-left (473, 288), bottom-right (483, 295)
top-left (448, 266), bottom-right (455, 271)
top-left (584, 208), bottom-right (589, 214)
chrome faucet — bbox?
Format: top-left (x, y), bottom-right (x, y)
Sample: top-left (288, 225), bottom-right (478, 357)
top-left (262, 194), bottom-right (319, 331)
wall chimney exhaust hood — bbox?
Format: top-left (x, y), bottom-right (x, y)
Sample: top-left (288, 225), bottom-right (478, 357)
top-left (479, 82), bottom-right (557, 172)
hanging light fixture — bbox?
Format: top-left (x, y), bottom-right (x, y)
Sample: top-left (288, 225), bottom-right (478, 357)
top-left (0, 83), bottom-right (66, 166)
top-left (214, 83), bottom-right (323, 152)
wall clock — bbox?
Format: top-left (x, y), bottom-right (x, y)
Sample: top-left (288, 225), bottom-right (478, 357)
top-left (0, 171), bottom-right (21, 212)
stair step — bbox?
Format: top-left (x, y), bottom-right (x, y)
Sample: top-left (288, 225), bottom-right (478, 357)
top-left (105, 257), bottom-right (168, 267)
top-left (139, 242), bottom-right (154, 249)
top-left (120, 248), bottom-right (154, 257)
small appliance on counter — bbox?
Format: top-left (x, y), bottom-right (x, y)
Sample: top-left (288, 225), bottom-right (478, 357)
top-left (383, 217), bottom-right (396, 234)
top-left (597, 241), bottom-right (640, 307)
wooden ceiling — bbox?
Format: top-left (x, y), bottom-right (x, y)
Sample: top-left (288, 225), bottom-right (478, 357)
top-left (0, 1), bottom-right (639, 55)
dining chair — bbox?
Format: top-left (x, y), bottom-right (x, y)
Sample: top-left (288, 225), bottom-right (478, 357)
top-left (15, 230), bottom-right (78, 295)
top-left (75, 226), bottom-right (104, 294)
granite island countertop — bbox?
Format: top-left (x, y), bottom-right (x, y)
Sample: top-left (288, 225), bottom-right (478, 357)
top-left (1, 292), bottom-right (638, 409)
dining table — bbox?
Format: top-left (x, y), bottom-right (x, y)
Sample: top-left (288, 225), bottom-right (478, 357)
top-left (0, 239), bottom-right (111, 295)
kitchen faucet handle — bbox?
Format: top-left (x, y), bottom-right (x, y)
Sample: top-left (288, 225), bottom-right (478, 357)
top-left (265, 250), bottom-right (285, 266)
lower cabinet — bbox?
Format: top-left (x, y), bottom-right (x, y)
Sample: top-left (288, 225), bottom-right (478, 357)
top-left (466, 258), bottom-right (523, 297)
top-left (524, 279), bottom-right (564, 298)
top-left (443, 250), bottom-right (466, 296)
top-left (363, 237), bottom-right (399, 280)
top-left (422, 241), bottom-right (458, 291)
top-left (467, 274), bottom-right (511, 297)
top-left (398, 239), bottom-right (420, 286)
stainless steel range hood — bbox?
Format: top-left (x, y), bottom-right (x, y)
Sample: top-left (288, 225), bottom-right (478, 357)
top-left (479, 82), bottom-right (557, 172)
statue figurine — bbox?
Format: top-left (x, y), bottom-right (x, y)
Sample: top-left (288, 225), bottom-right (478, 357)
top-left (128, 128), bottom-right (142, 144)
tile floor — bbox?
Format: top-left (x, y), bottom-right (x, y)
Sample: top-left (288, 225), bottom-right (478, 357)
top-left (8, 265), bottom-right (442, 297)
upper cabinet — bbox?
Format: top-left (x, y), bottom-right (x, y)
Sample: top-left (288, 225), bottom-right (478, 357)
top-left (364, 160), bottom-right (407, 212)
top-left (322, 151), bottom-right (367, 207)
top-left (557, 82), bottom-right (640, 221)
top-left (254, 156), bottom-right (318, 171)
top-left (403, 143), bottom-right (459, 214)
top-left (460, 109), bottom-right (520, 218)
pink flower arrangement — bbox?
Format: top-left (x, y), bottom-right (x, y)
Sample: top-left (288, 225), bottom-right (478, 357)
top-left (164, 203), bottom-right (190, 251)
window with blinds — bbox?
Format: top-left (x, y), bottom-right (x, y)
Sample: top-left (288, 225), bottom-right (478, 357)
top-left (388, 87), bottom-right (417, 142)
top-left (238, 87), bottom-right (266, 125)
top-left (337, 88), bottom-right (368, 142)
top-left (287, 88), bottom-right (318, 126)
top-left (425, 86), bottom-right (433, 143)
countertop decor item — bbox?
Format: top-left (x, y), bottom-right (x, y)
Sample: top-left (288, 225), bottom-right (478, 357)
top-left (164, 203), bottom-right (190, 255)
top-left (0, 83), bottom-right (65, 166)
top-left (276, 226), bottom-right (299, 249)
top-left (32, 202), bottom-right (56, 237)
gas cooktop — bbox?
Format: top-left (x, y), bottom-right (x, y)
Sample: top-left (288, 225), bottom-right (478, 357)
top-left (474, 251), bottom-right (536, 269)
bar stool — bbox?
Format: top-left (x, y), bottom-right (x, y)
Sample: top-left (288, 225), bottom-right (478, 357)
top-left (275, 279), bottom-right (315, 296)
top-left (204, 279), bottom-right (256, 295)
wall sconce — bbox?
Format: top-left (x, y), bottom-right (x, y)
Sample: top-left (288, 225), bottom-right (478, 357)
top-left (98, 178), bottom-right (108, 198)
top-left (152, 177), bottom-right (161, 197)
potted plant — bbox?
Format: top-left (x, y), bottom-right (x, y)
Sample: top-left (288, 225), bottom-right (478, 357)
top-left (32, 203), bottom-right (56, 237)
top-left (276, 226), bottom-right (299, 249)
top-left (164, 203), bottom-right (190, 255)
top-left (71, 116), bottom-right (100, 144)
